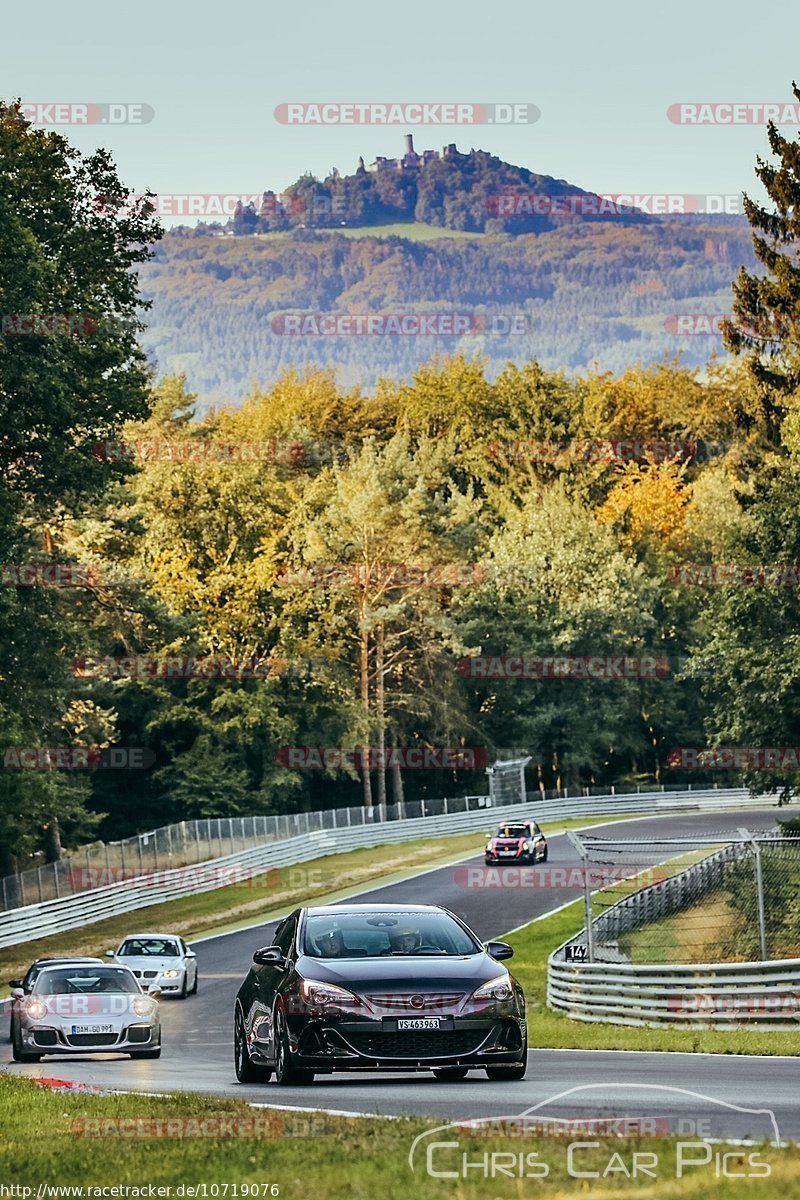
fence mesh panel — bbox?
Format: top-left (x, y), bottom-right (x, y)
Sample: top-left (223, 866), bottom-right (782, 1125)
top-left (563, 823), bottom-right (800, 964)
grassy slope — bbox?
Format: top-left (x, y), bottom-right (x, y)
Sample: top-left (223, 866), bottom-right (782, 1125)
top-left (0, 1075), bottom-right (796, 1196)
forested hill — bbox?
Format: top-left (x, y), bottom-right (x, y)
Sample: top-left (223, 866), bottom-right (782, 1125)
top-left (138, 216), bottom-right (756, 409)
top-left (224, 146), bottom-right (655, 235)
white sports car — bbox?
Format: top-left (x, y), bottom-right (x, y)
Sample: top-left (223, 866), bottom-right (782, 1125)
top-left (109, 932), bottom-right (198, 998)
top-left (12, 963), bottom-right (161, 1061)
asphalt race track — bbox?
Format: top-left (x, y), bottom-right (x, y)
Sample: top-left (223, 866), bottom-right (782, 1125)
top-left (5, 807), bottom-right (799, 1142)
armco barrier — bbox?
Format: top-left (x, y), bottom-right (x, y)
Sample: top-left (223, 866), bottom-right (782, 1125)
top-left (547, 955), bottom-right (800, 1029)
top-left (0, 787), bottom-right (766, 950)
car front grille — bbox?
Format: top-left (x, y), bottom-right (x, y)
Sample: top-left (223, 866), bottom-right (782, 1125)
top-left (344, 1030), bottom-right (486, 1059)
top-left (365, 993), bottom-right (464, 1011)
top-left (66, 1033), bottom-right (119, 1047)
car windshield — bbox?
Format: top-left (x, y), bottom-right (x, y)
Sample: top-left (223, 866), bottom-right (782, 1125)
top-left (118, 938), bottom-right (180, 957)
top-left (302, 911), bottom-right (480, 958)
top-left (496, 824), bottom-right (531, 837)
top-left (33, 967), bottom-right (140, 995)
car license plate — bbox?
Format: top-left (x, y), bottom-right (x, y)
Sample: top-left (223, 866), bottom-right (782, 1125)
top-left (71, 1024), bottom-right (113, 1034)
top-left (397, 1017), bottom-right (442, 1030)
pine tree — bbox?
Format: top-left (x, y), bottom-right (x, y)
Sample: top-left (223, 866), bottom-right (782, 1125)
top-left (723, 82), bottom-right (800, 434)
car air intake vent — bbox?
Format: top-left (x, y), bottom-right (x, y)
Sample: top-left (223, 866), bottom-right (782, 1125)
top-left (345, 1030), bottom-right (484, 1058)
top-left (365, 993), bottom-right (464, 1011)
top-left (67, 1033), bottom-right (119, 1047)
top-left (126, 1025), bottom-right (152, 1043)
top-left (32, 1030), bottom-right (59, 1046)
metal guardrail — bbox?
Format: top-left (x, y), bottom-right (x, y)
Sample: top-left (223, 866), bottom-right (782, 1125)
top-left (0, 780), bottom-right (714, 910)
top-left (548, 835), bottom-right (800, 1028)
top-left (0, 788), bottom-right (763, 951)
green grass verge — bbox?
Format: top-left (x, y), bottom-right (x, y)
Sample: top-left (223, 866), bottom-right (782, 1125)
top-left (0, 1075), bottom-right (796, 1196)
top-left (503, 900), bottom-right (800, 1054)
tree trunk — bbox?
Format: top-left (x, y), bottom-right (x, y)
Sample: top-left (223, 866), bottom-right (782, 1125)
top-left (43, 816), bottom-right (63, 864)
top-left (360, 624), bottom-right (372, 809)
top-left (390, 730), bottom-right (405, 816)
top-left (375, 621), bottom-right (387, 811)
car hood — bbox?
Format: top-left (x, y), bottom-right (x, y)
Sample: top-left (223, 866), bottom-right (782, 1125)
top-left (115, 956), bottom-right (182, 971)
top-left (295, 952), bottom-right (507, 993)
top-left (23, 994), bottom-right (156, 1024)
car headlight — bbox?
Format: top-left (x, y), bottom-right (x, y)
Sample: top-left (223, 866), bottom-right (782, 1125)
top-left (522, 840), bottom-right (532, 850)
top-left (132, 995), bottom-right (156, 1017)
top-left (299, 979), bottom-right (362, 1012)
top-left (473, 974), bottom-right (513, 1004)
top-left (161, 969), bottom-right (180, 978)
top-left (23, 997), bottom-right (47, 1020)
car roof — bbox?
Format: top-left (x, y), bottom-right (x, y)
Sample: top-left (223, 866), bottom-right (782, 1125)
top-left (31, 956), bottom-right (104, 966)
top-left (36, 962), bottom-right (136, 974)
top-left (118, 933), bottom-right (182, 940)
top-left (305, 903), bottom-right (447, 916)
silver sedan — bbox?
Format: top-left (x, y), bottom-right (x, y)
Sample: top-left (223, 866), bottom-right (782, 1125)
top-left (12, 963), bottom-right (161, 1061)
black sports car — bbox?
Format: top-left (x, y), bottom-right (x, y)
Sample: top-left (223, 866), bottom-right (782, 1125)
top-left (485, 819), bottom-right (548, 864)
top-left (234, 903), bottom-right (527, 1085)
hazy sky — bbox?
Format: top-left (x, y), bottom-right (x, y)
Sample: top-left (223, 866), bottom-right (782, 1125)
top-left (3, 0), bottom-right (799, 218)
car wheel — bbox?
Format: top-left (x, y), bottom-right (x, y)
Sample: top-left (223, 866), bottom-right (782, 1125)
top-left (432, 1067), bottom-right (469, 1081)
top-left (234, 1009), bottom-right (272, 1083)
top-left (179, 973), bottom-right (188, 999)
top-left (130, 1047), bottom-right (161, 1059)
top-left (485, 1033), bottom-right (527, 1081)
top-left (189, 969), bottom-right (198, 995)
top-left (540, 846), bottom-right (548, 862)
top-left (273, 1010), bottom-right (314, 1086)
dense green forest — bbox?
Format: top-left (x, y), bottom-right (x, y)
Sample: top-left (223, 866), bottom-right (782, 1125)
top-left (3, 100), bottom-right (800, 873)
top-left (140, 219), bottom-right (755, 406)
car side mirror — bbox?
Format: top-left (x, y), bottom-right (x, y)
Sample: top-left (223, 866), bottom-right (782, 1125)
top-left (10, 987), bottom-right (24, 999)
top-left (486, 940), bottom-right (514, 960)
top-left (253, 946), bottom-right (285, 966)
top-left (8, 979), bottom-right (22, 989)
top-left (185, 951), bottom-right (196, 958)
top-left (105, 950), bottom-right (116, 958)
top-left (147, 985), bottom-right (162, 999)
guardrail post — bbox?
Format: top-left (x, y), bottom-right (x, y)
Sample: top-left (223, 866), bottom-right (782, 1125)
top-left (567, 830), bottom-right (594, 962)
top-left (739, 827), bottom-right (767, 960)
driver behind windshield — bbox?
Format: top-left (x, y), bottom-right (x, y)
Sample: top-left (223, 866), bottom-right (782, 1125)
top-left (386, 927), bottom-right (421, 954)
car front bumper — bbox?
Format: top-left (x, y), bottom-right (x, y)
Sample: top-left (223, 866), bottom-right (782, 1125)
top-left (20, 1022), bottom-right (160, 1054)
top-left (251, 1016), bottom-right (526, 1072)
